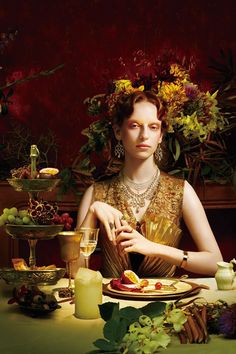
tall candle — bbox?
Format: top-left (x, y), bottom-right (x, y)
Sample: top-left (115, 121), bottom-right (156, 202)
top-left (74, 267), bottom-right (103, 319)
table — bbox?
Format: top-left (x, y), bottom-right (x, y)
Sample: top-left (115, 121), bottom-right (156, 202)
top-left (0, 278), bottom-right (235, 354)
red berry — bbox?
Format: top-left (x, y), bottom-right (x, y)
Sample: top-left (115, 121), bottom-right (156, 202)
top-left (155, 282), bottom-right (162, 290)
top-left (61, 213), bottom-right (69, 219)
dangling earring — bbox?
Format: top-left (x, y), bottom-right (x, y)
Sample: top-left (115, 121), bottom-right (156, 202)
top-left (114, 140), bottom-right (124, 158)
top-left (154, 144), bottom-right (163, 162)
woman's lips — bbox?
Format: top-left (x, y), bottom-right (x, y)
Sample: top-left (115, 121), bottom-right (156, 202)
top-left (136, 144), bottom-right (151, 148)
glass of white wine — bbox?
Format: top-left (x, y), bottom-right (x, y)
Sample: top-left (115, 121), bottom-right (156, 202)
top-left (76, 228), bottom-right (99, 268)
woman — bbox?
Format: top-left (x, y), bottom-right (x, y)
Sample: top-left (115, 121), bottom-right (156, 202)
top-left (77, 91), bottom-right (222, 278)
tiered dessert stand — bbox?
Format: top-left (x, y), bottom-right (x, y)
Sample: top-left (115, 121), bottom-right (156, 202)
top-left (0, 145), bottom-right (65, 286)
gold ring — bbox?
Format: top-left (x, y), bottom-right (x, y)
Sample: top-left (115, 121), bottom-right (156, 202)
top-left (109, 222), bottom-right (114, 230)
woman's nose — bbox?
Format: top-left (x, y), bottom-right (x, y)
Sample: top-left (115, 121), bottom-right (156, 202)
top-left (139, 126), bottom-right (149, 139)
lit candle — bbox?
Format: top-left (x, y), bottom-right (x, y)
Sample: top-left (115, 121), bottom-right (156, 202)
top-left (74, 267), bottom-right (103, 319)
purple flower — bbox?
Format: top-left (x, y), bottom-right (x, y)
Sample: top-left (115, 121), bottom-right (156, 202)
top-left (218, 304), bottom-right (236, 338)
top-left (184, 83), bottom-right (198, 100)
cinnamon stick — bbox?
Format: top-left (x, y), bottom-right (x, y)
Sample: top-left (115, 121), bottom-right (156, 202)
top-left (192, 307), bottom-right (209, 342)
top-left (183, 317), bottom-right (194, 343)
top-left (188, 309), bottom-right (204, 343)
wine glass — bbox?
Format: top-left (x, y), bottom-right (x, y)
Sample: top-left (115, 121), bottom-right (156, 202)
top-left (57, 231), bottom-right (81, 295)
top-left (76, 228), bottom-right (99, 268)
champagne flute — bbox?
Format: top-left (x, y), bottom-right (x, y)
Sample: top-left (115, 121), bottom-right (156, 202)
top-left (76, 228), bottom-right (99, 268)
top-left (57, 231), bottom-right (81, 295)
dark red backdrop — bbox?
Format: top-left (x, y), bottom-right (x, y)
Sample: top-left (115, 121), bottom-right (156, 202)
top-left (0, 0), bottom-right (236, 168)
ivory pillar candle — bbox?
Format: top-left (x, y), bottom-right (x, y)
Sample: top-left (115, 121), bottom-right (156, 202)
top-left (74, 267), bottom-right (103, 319)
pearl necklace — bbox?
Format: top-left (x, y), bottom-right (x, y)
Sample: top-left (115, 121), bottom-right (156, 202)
top-left (119, 167), bottom-right (160, 213)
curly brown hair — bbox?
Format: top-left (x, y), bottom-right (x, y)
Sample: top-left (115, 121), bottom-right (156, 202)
top-left (111, 90), bottom-right (168, 132)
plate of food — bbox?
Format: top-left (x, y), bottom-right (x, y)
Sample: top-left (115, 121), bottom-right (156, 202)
top-left (103, 270), bottom-right (204, 300)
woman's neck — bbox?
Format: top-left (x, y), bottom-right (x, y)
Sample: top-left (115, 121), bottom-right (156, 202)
top-left (122, 157), bottom-right (158, 182)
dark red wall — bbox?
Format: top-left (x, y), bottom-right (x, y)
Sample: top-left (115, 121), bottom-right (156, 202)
top-left (1, 0), bottom-right (236, 168)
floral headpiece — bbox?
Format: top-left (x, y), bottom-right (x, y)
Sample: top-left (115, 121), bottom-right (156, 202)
top-left (73, 55), bottom-right (229, 185)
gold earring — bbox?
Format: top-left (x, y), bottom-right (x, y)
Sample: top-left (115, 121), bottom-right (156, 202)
top-left (154, 144), bottom-right (162, 162)
top-left (114, 140), bottom-right (124, 158)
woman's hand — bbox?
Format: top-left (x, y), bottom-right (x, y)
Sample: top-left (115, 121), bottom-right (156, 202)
top-left (90, 201), bottom-right (123, 243)
top-left (116, 223), bottom-right (157, 256)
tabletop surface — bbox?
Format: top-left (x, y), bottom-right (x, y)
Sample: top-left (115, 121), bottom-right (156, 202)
top-left (0, 277), bottom-right (235, 354)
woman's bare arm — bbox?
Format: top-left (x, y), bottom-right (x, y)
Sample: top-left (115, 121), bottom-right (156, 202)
top-left (116, 181), bottom-right (223, 275)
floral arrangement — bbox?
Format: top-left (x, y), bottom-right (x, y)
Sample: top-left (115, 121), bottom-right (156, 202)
top-left (72, 51), bottom-right (235, 186)
top-left (87, 300), bottom-right (236, 354)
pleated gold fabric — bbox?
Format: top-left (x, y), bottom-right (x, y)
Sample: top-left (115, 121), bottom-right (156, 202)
top-left (93, 173), bottom-right (184, 278)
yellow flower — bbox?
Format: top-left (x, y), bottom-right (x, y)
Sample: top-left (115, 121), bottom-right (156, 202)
top-left (170, 64), bottom-right (190, 83)
top-left (114, 79), bottom-right (144, 93)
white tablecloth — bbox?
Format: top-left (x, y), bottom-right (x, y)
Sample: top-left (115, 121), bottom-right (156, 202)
top-left (0, 277), bottom-right (235, 354)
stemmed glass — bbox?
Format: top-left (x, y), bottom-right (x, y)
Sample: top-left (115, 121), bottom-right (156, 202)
top-left (76, 228), bottom-right (99, 268)
top-left (57, 231), bottom-right (81, 295)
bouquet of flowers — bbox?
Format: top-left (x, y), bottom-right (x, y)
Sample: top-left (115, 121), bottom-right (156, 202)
top-left (72, 51), bottom-right (234, 185)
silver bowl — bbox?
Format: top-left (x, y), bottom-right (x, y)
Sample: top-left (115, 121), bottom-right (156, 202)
top-left (7, 178), bottom-right (60, 192)
top-left (5, 224), bottom-right (64, 240)
top-left (0, 268), bottom-right (66, 286)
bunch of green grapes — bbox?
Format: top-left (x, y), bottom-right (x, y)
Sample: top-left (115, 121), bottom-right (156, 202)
top-left (120, 309), bottom-right (187, 354)
top-left (120, 315), bottom-right (171, 354)
top-left (0, 207), bottom-right (34, 226)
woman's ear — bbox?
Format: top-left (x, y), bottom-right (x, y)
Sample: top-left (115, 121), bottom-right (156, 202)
top-left (112, 124), bottom-right (122, 141)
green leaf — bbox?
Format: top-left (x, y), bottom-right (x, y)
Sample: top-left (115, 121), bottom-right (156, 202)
top-left (99, 302), bottom-right (119, 321)
top-left (173, 138), bottom-right (181, 161)
top-left (1, 105), bottom-right (8, 115)
top-left (6, 88), bottom-right (14, 98)
top-left (140, 301), bottom-right (166, 318)
top-left (93, 338), bottom-right (118, 352)
top-left (119, 306), bottom-right (142, 321)
top-left (103, 318), bottom-right (121, 342)
top-left (107, 317), bottom-right (129, 343)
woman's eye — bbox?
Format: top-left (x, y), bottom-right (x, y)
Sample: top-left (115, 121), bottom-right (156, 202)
top-left (130, 123), bottom-right (139, 128)
top-left (150, 125), bottom-right (159, 130)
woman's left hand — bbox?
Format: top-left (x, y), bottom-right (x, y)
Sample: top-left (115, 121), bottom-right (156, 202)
top-left (115, 224), bottom-right (156, 256)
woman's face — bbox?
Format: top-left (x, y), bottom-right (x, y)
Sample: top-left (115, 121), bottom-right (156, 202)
top-left (114, 101), bottom-right (163, 161)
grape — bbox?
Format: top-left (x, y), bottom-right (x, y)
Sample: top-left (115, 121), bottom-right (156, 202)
top-left (64, 222), bottom-right (72, 231)
top-left (19, 210), bottom-right (28, 218)
top-left (3, 208), bottom-right (10, 215)
top-left (22, 216), bottom-right (31, 225)
top-left (10, 207), bottom-right (18, 217)
top-left (68, 217), bottom-right (73, 224)
top-left (0, 214), bottom-right (9, 223)
top-left (15, 217), bottom-right (24, 225)
top-left (8, 215), bottom-right (16, 224)
top-left (0, 216), bottom-right (5, 227)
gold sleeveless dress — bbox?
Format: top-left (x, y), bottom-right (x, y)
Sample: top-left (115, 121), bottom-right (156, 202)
top-left (93, 173), bottom-right (184, 278)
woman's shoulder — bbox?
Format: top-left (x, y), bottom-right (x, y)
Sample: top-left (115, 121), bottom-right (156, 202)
top-left (160, 171), bottom-right (185, 188)
top-left (92, 174), bottom-right (119, 197)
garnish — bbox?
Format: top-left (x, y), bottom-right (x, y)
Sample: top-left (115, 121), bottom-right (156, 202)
top-left (87, 300), bottom-right (235, 353)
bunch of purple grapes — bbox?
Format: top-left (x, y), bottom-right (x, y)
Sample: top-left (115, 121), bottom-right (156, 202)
top-left (52, 212), bottom-right (73, 231)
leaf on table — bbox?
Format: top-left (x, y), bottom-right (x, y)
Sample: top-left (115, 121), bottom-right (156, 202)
top-left (98, 301), bottom-right (119, 321)
top-left (141, 301), bottom-right (167, 318)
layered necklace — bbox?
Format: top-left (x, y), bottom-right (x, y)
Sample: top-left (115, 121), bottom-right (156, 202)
top-left (119, 167), bottom-right (160, 213)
